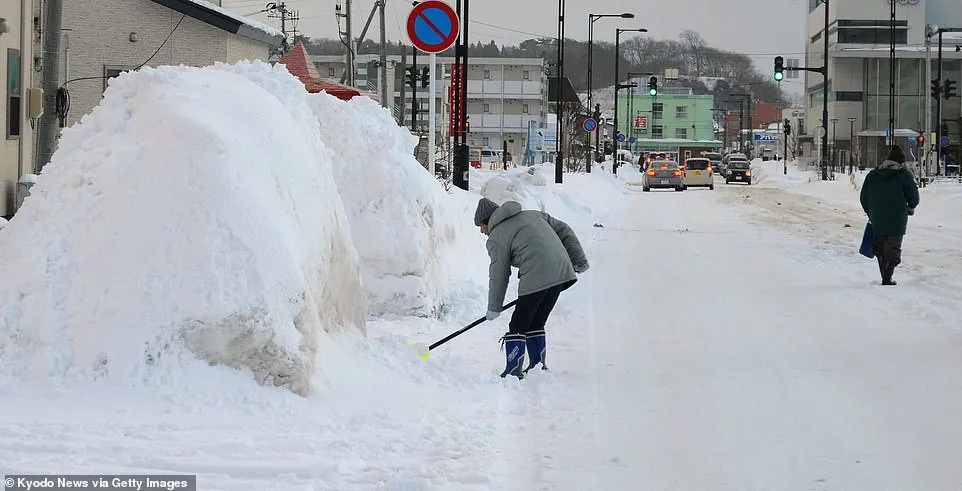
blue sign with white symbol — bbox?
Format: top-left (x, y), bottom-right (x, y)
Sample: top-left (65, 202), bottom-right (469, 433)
top-left (908, 137), bottom-right (917, 148)
top-left (754, 134), bottom-right (776, 142)
top-left (617, 134), bottom-right (626, 142)
top-left (941, 136), bottom-right (951, 147)
top-left (583, 118), bottom-right (597, 132)
top-left (407, 1), bottom-right (460, 54)
top-left (628, 136), bottom-right (636, 143)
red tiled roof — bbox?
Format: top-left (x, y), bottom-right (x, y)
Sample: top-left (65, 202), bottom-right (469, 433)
top-left (280, 43), bottom-right (363, 101)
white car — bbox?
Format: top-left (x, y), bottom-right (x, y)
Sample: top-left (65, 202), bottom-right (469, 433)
top-left (682, 158), bottom-right (714, 189)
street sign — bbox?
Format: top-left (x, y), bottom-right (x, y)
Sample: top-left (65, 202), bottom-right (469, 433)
top-left (617, 134), bottom-right (626, 142)
top-left (908, 137), bottom-right (917, 148)
top-left (628, 136), bottom-right (637, 144)
top-left (583, 118), bottom-right (597, 132)
top-left (754, 134), bottom-right (776, 142)
top-left (406, 1), bottom-right (460, 54)
top-left (941, 136), bottom-right (951, 147)
top-left (633, 115), bottom-right (648, 130)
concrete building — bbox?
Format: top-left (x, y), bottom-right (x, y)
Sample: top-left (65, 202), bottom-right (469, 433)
top-left (616, 84), bottom-right (721, 161)
top-left (804, 0), bottom-right (962, 169)
top-left (1, 1), bottom-right (37, 218)
top-left (312, 54), bottom-right (549, 162)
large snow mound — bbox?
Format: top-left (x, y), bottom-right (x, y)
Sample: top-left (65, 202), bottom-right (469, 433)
top-left (0, 61), bottom-right (366, 396)
top-left (308, 95), bottom-right (461, 317)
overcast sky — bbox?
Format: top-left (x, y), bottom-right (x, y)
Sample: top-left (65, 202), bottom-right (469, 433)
top-left (225, 0), bottom-right (809, 92)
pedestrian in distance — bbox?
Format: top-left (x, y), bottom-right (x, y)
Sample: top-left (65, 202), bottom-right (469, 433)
top-left (859, 145), bottom-right (920, 286)
top-left (473, 197), bottom-right (589, 379)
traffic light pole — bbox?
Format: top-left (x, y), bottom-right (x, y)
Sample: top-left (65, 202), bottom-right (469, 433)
top-left (784, 0), bottom-right (829, 180)
top-left (451, 0), bottom-right (470, 191)
top-left (926, 26), bottom-right (962, 176)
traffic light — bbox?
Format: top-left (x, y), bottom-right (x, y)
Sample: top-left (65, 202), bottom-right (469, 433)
top-left (773, 56), bottom-right (784, 81)
top-left (783, 118), bottom-right (791, 135)
top-left (917, 134), bottom-right (925, 147)
top-left (464, 116), bottom-right (471, 133)
top-left (647, 76), bottom-right (657, 96)
top-left (406, 66), bottom-right (419, 89)
top-left (944, 79), bottom-right (958, 99)
top-left (420, 66), bottom-right (430, 88)
top-left (931, 79), bottom-right (942, 99)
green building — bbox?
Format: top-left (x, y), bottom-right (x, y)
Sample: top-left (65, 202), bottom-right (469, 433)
top-left (616, 87), bottom-right (721, 161)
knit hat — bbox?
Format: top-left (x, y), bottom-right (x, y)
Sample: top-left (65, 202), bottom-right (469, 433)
top-left (474, 197), bottom-right (499, 226)
top-left (886, 145), bottom-right (906, 164)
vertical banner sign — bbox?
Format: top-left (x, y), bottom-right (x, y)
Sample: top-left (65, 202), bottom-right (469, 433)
top-left (449, 63), bottom-right (463, 137)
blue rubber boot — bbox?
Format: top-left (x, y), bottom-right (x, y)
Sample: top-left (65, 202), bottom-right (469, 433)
top-left (499, 333), bottom-right (526, 379)
top-left (524, 330), bottom-right (547, 372)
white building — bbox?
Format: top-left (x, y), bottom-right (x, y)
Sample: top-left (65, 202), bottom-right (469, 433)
top-left (804, 0), bottom-right (962, 167)
top-left (312, 54), bottom-right (549, 161)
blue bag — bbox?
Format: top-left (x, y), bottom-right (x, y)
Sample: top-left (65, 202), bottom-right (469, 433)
top-left (859, 221), bottom-right (875, 259)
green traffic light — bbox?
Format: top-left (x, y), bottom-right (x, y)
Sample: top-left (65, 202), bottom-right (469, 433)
top-left (774, 71), bottom-right (784, 81)
top-left (649, 88), bottom-right (657, 96)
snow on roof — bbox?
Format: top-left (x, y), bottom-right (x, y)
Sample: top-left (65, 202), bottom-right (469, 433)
top-left (180, 0), bottom-right (284, 39)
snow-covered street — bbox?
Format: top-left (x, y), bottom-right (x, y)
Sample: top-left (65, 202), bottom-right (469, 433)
top-left (6, 165), bottom-right (962, 489)
top-left (3, 62), bottom-right (962, 490)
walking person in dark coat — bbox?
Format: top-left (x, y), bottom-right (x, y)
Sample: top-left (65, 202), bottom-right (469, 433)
top-left (474, 197), bottom-right (589, 379)
top-left (859, 145), bottom-right (920, 285)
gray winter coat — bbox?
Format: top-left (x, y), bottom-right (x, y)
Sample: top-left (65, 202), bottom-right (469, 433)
top-left (485, 201), bottom-right (588, 312)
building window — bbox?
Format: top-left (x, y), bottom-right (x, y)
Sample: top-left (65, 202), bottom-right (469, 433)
top-left (522, 103), bottom-right (529, 113)
top-left (835, 91), bottom-right (863, 102)
top-left (103, 65), bottom-right (132, 93)
top-left (6, 49), bottom-right (21, 139)
top-left (483, 69), bottom-right (491, 79)
top-left (523, 70), bottom-right (531, 80)
top-left (483, 103), bottom-right (490, 112)
top-left (837, 27), bottom-right (907, 45)
top-left (328, 66), bottom-right (335, 77)
top-left (675, 106), bottom-right (688, 119)
top-left (652, 125), bottom-right (663, 138)
top-left (675, 128), bottom-right (688, 139)
top-left (483, 137), bottom-right (490, 146)
top-left (684, 150), bottom-right (692, 160)
top-left (652, 103), bottom-right (664, 119)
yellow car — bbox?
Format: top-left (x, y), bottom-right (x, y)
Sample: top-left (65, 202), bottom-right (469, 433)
top-left (682, 158), bottom-right (714, 190)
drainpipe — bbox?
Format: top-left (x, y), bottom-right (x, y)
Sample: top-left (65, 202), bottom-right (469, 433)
top-left (18, 0), bottom-right (29, 181)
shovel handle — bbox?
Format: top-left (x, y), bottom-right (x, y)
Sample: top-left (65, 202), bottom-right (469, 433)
top-left (427, 299), bottom-right (518, 351)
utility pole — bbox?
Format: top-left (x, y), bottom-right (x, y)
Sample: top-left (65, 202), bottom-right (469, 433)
top-left (429, 53), bottom-right (437, 176)
top-left (782, 0), bottom-right (829, 180)
top-left (36, 0), bottom-right (64, 173)
top-left (888, 0), bottom-right (896, 146)
top-left (378, 0), bottom-right (388, 108)
top-left (411, 46), bottom-right (418, 131)
top-left (398, 52), bottom-right (407, 125)
top-left (925, 25), bottom-right (933, 178)
top-left (267, 2), bottom-right (294, 55)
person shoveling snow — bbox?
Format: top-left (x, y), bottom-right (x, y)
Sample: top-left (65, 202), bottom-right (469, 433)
top-left (473, 198), bottom-right (589, 379)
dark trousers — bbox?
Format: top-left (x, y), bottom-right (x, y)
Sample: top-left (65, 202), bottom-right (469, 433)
top-left (508, 283), bottom-right (565, 335)
top-left (874, 235), bottom-right (903, 280)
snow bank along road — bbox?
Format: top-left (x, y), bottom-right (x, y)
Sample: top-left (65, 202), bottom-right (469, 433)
top-left (501, 177), bottom-right (962, 490)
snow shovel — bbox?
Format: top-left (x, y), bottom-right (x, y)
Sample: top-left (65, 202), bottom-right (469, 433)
top-left (410, 299), bottom-right (518, 361)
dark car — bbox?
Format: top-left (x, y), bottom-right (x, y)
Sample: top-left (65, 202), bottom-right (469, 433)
top-left (725, 160), bottom-right (752, 185)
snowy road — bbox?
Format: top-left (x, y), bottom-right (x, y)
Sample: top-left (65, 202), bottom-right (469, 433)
top-left (496, 178), bottom-right (962, 490)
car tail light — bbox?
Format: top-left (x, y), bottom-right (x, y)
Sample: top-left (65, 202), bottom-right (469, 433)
top-left (646, 169), bottom-right (655, 176)
top-left (673, 170), bottom-right (682, 176)
top-left (745, 171), bottom-right (752, 176)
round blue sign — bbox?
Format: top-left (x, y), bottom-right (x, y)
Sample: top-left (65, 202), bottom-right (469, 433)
top-left (941, 136), bottom-right (951, 147)
top-left (583, 118), bottom-right (597, 132)
top-left (628, 136), bottom-right (637, 143)
top-left (617, 134), bottom-right (626, 142)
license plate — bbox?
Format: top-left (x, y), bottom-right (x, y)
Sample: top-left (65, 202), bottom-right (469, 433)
top-left (734, 175), bottom-right (742, 179)
top-left (694, 171), bottom-right (702, 176)
top-left (661, 179), bottom-right (669, 184)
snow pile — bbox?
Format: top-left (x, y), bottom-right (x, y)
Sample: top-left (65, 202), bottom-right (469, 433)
top-left (478, 166), bottom-right (548, 208)
top-left (0, 61), bottom-right (366, 396)
top-left (307, 94), bottom-right (466, 317)
top-left (749, 159), bottom-right (815, 189)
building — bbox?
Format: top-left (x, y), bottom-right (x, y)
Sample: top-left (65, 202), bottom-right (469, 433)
top-left (1, 2), bottom-right (37, 218)
top-left (312, 54), bottom-right (550, 162)
top-left (804, 0), bottom-right (962, 168)
top-left (782, 106), bottom-right (806, 158)
top-left (31, 0), bottom-right (283, 139)
top-left (616, 84), bottom-right (721, 161)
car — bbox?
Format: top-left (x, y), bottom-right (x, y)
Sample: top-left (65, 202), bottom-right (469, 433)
top-left (721, 154), bottom-right (749, 178)
top-left (643, 160), bottom-right (685, 192)
top-left (725, 160), bottom-right (752, 185)
top-left (644, 151), bottom-right (669, 168)
top-left (702, 152), bottom-right (723, 174)
top-left (683, 158), bottom-right (714, 189)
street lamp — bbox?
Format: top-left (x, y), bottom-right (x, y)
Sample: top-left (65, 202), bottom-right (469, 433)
top-left (613, 27), bottom-right (647, 172)
top-left (728, 92), bottom-right (751, 153)
top-left (848, 116), bottom-right (857, 174)
top-left (587, 12), bottom-right (634, 171)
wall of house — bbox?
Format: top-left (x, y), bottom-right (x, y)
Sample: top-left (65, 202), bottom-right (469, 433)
top-left (0, 0), bottom-right (35, 217)
top-left (32, 0), bottom-right (272, 134)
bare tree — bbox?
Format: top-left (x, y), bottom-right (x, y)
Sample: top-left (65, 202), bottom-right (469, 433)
top-left (679, 30), bottom-right (708, 75)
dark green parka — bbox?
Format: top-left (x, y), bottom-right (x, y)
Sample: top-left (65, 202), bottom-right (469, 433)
top-left (859, 160), bottom-right (920, 236)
